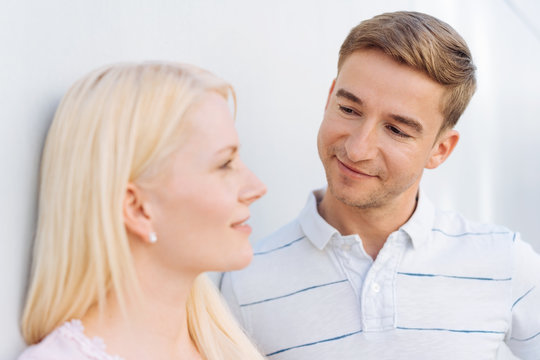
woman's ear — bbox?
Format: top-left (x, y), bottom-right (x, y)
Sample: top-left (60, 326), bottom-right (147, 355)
top-left (426, 129), bottom-right (460, 169)
top-left (123, 182), bottom-right (155, 244)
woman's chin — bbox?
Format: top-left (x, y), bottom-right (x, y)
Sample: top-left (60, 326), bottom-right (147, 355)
top-left (219, 244), bottom-right (254, 272)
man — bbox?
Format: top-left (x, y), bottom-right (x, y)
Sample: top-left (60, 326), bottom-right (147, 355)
top-left (221, 11), bottom-right (540, 359)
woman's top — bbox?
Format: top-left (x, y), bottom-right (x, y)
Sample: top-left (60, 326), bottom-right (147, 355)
top-left (18, 319), bottom-right (124, 360)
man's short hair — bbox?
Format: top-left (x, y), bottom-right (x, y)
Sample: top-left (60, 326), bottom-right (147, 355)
top-left (339, 11), bottom-right (476, 131)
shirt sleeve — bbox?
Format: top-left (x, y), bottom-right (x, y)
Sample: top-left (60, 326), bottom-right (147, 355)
top-left (219, 271), bottom-right (246, 328)
top-left (506, 234), bottom-right (540, 359)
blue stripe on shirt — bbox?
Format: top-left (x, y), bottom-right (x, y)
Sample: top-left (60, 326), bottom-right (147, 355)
top-left (397, 326), bottom-right (504, 334)
top-left (511, 331), bottom-right (540, 342)
top-left (431, 228), bottom-right (511, 237)
top-left (512, 286), bottom-right (535, 309)
top-left (254, 236), bottom-right (306, 256)
top-left (397, 272), bottom-right (511, 281)
top-left (266, 330), bottom-right (363, 356)
top-left (240, 279), bottom-right (348, 307)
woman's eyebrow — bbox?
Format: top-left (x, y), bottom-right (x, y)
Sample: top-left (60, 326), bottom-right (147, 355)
top-left (215, 145), bottom-right (238, 156)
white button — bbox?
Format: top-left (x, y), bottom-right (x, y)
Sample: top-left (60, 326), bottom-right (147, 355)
top-left (371, 282), bottom-right (380, 293)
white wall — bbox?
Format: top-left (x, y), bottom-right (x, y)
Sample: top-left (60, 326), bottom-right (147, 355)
top-left (2, 0), bottom-right (539, 357)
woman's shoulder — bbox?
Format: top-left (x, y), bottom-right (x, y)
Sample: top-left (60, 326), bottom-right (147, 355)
top-left (18, 320), bottom-right (123, 360)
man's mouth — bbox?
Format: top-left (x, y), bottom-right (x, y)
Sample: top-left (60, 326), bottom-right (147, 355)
top-left (336, 158), bottom-right (377, 178)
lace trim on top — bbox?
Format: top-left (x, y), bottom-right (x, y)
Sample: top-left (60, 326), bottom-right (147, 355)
top-left (57, 319), bottom-right (124, 360)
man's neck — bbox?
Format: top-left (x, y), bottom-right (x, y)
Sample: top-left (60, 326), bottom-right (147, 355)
top-left (318, 189), bottom-right (418, 259)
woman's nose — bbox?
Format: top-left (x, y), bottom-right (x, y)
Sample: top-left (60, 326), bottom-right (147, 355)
top-left (240, 166), bottom-right (267, 205)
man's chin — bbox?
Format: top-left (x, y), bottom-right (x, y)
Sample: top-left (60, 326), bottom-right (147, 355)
top-left (338, 195), bottom-right (382, 210)
top-left (328, 183), bottom-right (383, 210)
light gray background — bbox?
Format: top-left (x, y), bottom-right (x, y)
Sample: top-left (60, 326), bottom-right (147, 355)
top-left (2, 0), bottom-right (539, 357)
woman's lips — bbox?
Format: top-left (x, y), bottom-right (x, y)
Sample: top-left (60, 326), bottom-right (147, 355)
top-left (231, 217), bottom-right (252, 234)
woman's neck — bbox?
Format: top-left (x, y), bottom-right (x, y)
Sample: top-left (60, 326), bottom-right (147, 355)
top-left (82, 268), bottom-right (202, 360)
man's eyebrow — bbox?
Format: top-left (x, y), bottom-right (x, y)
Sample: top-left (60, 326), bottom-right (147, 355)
top-left (336, 88), bottom-right (362, 105)
top-left (390, 114), bottom-right (423, 134)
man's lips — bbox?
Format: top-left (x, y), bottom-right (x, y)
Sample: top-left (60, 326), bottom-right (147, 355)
top-left (336, 158), bottom-right (377, 178)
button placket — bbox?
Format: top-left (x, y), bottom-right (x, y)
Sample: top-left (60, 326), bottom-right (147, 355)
top-left (332, 235), bottom-right (373, 313)
top-left (361, 232), bottom-right (406, 331)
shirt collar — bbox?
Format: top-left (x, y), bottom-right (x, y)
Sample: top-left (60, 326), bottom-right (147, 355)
top-left (298, 188), bottom-right (339, 250)
top-left (399, 189), bottom-right (435, 248)
top-left (298, 188), bottom-right (435, 250)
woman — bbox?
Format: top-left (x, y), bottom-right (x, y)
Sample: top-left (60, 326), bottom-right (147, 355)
top-left (19, 63), bottom-right (266, 359)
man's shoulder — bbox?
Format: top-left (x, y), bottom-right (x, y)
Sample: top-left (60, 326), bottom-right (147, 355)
top-left (223, 219), bottom-right (306, 307)
top-left (226, 214), bottom-right (334, 287)
top-left (432, 207), bottom-right (515, 241)
top-left (223, 214), bottom-right (342, 313)
top-left (252, 219), bottom-right (306, 255)
top-left (234, 218), bottom-right (310, 284)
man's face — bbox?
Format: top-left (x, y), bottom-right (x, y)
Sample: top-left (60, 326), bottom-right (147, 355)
top-left (318, 49), bottom-right (454, 210)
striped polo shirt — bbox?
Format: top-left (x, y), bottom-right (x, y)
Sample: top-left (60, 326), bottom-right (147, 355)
top-left (221, 189), bottom-right (540, 360)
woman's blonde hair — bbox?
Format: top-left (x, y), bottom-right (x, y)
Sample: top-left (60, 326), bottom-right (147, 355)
top-left (21, 63), bottom-right (263, 359)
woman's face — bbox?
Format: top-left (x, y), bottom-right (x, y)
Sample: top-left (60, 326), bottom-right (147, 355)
top-left (142, 92), bottom-right (266, 274)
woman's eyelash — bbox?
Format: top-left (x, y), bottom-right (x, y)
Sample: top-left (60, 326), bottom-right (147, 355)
top-left (220, 159), bottom-right (233, 169)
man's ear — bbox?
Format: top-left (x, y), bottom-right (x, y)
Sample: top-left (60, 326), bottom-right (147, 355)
top-left (426, 129), bottom-right (460, 169)
top-left (324, 79), bottom-right (336, 110)
top-left (123, 182), bottom-right (155, 244)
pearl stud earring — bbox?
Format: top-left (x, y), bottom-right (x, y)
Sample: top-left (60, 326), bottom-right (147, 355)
top-left (149, 232), bottom-right (158, 244)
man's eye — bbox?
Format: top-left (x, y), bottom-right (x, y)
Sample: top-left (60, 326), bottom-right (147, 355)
top-left (387, 125), bottom-right (410, 138)
top-left (338, 105), bottom-right (355, 115)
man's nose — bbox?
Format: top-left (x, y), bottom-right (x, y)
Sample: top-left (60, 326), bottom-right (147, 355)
top-left (344, 120), bottom-right (379, 162)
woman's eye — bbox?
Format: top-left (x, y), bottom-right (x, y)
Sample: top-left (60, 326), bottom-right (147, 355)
top-left (387, 125), bottom-right (410, 138)
top-left (220, 159), bottom-right (233, 169)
